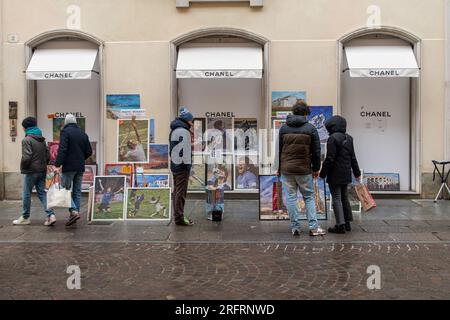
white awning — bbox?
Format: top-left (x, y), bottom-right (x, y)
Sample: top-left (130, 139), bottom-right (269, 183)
top-left (26, 47), bottom-right (99, 80)
top-left (176, 44), bottom-right (263, 79)
top-left (345, 44), bottom-right (419, 78)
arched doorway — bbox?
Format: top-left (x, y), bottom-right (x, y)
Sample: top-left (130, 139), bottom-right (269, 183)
top-left (25, 29), bottom-right (105, 188)
top-left (338, 27), bottom-right (421, 194)
top-left (170, 28), bottom-right (270, 194)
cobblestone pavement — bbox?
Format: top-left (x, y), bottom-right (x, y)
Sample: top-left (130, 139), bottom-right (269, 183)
top-left (1, 242), bottom-right (449, 300)
top-left (1, 199), bottom-right (450, 299)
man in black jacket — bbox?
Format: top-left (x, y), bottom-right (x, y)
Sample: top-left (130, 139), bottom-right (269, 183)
top-left (13, 117), bottom-right (56, 226)
top-left (169, 107), bottom-right (194, 226)
top-left (55, 114), bottom-right (92, 226)
top-left (273, 101), bottom-right (326, 237)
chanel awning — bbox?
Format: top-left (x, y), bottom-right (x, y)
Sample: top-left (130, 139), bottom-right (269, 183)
top-left (26, 44), bottom-right (99, 80)
top-left (344, 42), bottom-right (419, 78)
top-left (176, 43), bottom-right (263, 79)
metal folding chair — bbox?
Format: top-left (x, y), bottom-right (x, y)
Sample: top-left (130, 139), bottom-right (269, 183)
top-left (432, 160), bottom-right (450, 202)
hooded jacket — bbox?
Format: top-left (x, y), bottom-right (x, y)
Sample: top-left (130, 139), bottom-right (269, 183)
top-left (320, 116), bottom-right (361, 185)
top-left (55, 123), bottom-right (92, 173)
top-left (21, 127), bottom-right (50, 174)
top-left (169, 118), bottom-right (192, 173)
top-left (275, 115), bottom-right (321, 175)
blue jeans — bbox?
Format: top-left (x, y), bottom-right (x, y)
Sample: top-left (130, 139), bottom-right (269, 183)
top-left (282, 174), bottom-right (319, 231)
top-left (22, 173), bottom-right (55, 219)
top-left (61, 171), bottom-right (84, 213)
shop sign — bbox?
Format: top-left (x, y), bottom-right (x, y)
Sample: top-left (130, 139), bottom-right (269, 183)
top-left (53, 112), bottom-right (85, 118)
top-left (27, 71), bottom-right (93, 80)
top-left (205, 112), bottom-right (236, 118)
top-left (350, 69), bottom-right (419, 78)
top-left (176, 0), bottom-right (263, 8)
top-left (360, 111), bottom-right (392, 118)
top-left (176, 70), bottom-right (263, 79)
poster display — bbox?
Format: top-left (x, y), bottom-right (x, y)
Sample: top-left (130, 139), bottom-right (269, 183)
top-left (363, 173), bottom-right (400, 191)
top-left (126, 188), bottom-right (171, 221)
top-left (206, 155), bottom-right (233, 191)
top-left (259, 175), bottom-right (328, 221)
top-left (82, 165), bottom-right (97, 191)
top-left (117, 119), bottom-right (149, 163)
top-left (234, 118), bottom-right (258, 154)
top-left (206, 118), bottom-right (233, 155)
top-left (271, 91), bottom-right (306, 117)
top-left (234, 155), bottom-right (259, 190)
top-left (133, 174), bottom-right (170, 188)
top-left (104, 164), bottom-right (134, 187)
top-left (149, 119), bottom-right (155, 144)
top-left (52, 117), bottom-right (86, 141)
top-left (189, 155), bottom-right (206, 192)
top-left (193, 118), bottom-right (206, 154)
top-left (45, 165), bottom-right (60, 190)
top-left (309, 106), bottom-right (333, 143)
top-left (272, 119), bottom-right (286, 153)
top-left (48, 142), bottom-right (60, 164)
top-left (148, 144), bottom-right (169, 170)
top-left (86, 142), bottom-right (97, 165)
top-left (92, 176), bottom-right (126, 221)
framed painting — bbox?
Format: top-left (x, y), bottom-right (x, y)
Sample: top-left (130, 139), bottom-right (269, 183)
top-left (259, 175), bottom-right (328, 221)
top-left (234, 118), bottom-right (258, 155)
top-left (104, 163), bottom-right (134, 187)
top-left (133, 174), bottom-right (170, 188)
top-left (117, 119), bottom-right (149, 163)
top-left (234, 155), bottom-right (259, 191)
top-left (92, 176), bottom-right (126, 221)
top-left (126, 188), bottom-right (171, 221)
top-left (364, 173), bottom-right (400, 191)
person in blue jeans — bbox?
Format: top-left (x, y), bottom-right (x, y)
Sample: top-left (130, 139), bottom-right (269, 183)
top-left (13, 117), bottom-right (56, 226)
top-left (273, 100), bottom-right (326, 237)
top-left (55, 114), bottom-right (92, 226)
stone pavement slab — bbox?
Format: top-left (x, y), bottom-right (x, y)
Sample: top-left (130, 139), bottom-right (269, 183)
top-left (0, 199), bottom-right (450, 243)
top-left (0, 243), bottom-right (449, 300)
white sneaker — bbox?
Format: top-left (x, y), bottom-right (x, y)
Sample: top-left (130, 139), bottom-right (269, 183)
top-left (309, 226), bottom-right (327, 236)
top-left (44, 215), bottom-right (56, 227)
top-left (13, 216), bottom-right (31, 225)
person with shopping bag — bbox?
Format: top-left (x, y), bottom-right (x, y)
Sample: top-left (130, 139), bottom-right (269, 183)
top-left (320, 115), bottom-right (361, 234)
top-left (55, 114), bottom-right (92, 226)
top-left (13, 117), bottom-right (56, 226)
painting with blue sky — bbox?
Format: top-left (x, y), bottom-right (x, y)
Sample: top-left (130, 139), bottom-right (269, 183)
top-left (271, 91), bottom-right (307, 116)
top-left (134, 174), bottom-right (169, 188)
top-left (259, 175), bottom-right (328, 221)
top-left (107, 94), bottom-right (141, 110)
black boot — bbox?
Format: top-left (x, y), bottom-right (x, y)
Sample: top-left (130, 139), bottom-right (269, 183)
top-left (328, 225), bottom-right (346, 234)
top-left (345, 222), bottom-right (352, 232)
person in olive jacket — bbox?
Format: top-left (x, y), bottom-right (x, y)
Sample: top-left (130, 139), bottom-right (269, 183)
top-left (320, 115), bottom-right (361, 234)
top-left (55, 114), bottom-right (92, 226)
top-left (13, 117), bottom-right (56, 226)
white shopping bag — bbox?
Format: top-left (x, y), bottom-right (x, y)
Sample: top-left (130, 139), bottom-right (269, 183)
top-left (47, 176), bottom-right (72, 209)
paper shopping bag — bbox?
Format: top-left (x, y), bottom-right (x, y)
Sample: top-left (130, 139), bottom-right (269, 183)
top-left (47, 178), bottom-right (72, 209)
top-left (355, 183), bottom-right (377, 212)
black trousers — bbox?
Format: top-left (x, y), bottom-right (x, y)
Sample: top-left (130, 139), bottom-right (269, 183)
top-left (329, 184), bottom-right (353, 226)
top-left (173, 171), bottom-right (190, 223)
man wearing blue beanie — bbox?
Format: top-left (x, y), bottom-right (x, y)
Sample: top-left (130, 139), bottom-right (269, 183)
top-left (169, 107), bottom-right (194, 226)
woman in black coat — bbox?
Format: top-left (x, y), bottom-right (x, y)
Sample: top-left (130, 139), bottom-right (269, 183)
top-left (320, 116), bottom-right (361, 234)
